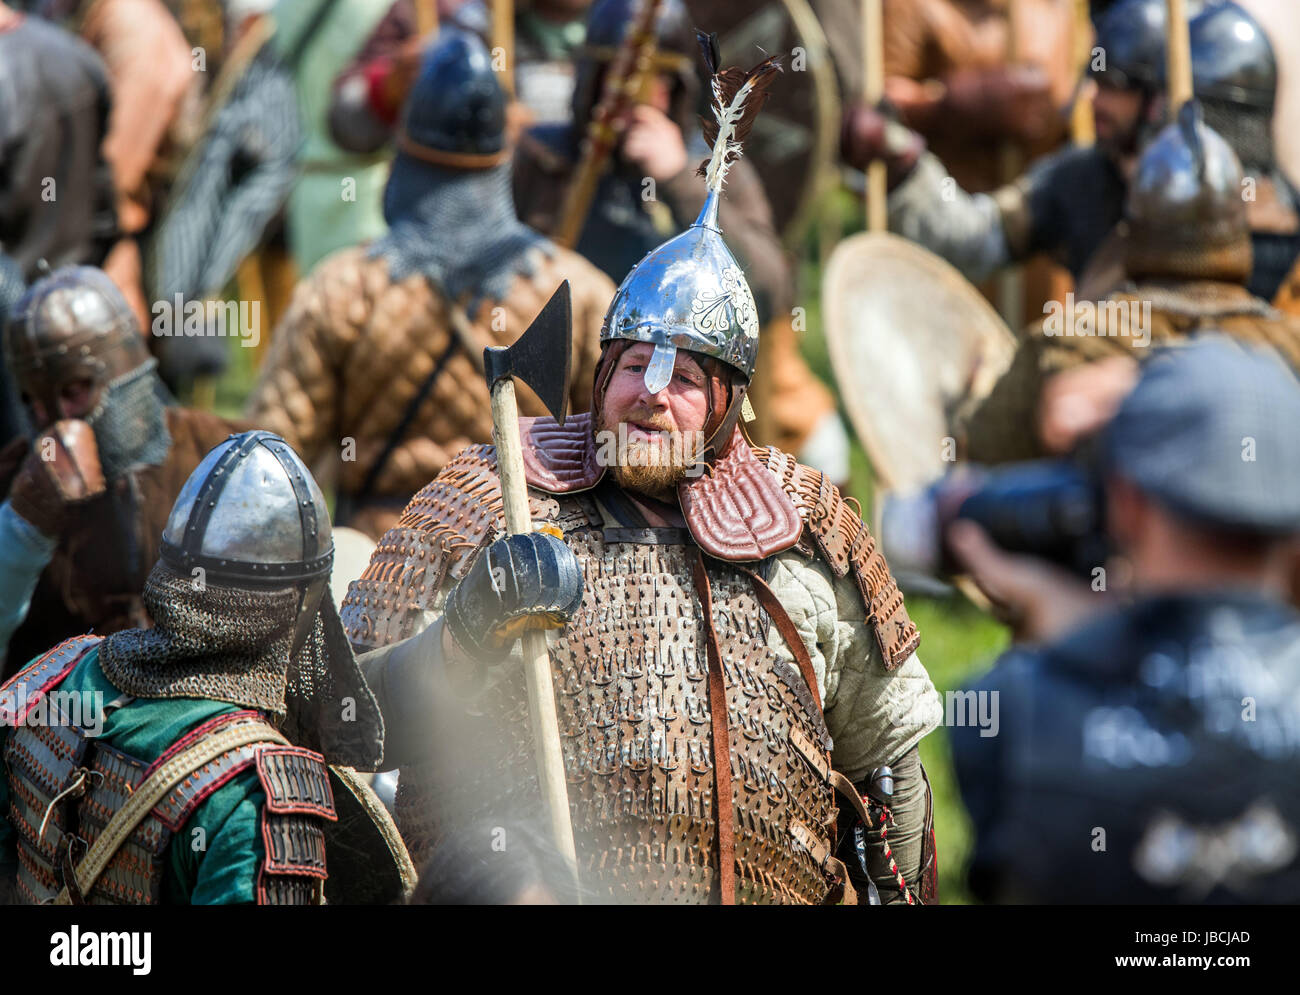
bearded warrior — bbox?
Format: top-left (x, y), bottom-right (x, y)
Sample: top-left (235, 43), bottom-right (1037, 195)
top-left (343, 43), bottom-right (944, 904)
top-left (0, 266), bottom-right (244, 679)
top-left (246, 32), bottom-right (615, 542)
top-left (0, 431), bottom-right (392, 905)
top-left (962, 103), bottom-right (1300, 467)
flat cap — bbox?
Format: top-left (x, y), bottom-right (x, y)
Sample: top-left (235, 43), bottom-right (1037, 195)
top-left (1102, 335), bottom-right (1300, 534)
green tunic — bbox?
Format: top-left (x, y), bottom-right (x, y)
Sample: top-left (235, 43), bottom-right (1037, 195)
top-left (0, 646), bottom-right (266, 904)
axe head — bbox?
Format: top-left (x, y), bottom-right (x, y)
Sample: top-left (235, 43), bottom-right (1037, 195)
top-left (484, 280), bottom-right (573, 425)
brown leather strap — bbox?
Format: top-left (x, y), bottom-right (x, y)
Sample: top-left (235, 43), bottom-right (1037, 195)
top-left (829, 769), bottom-right (873, 831)
top-left (740, 567), bottom-right (823, 717)
top-left (396, 129), bottom-right (512, 169)
top-left (690, 549), bottom-right (736, 906)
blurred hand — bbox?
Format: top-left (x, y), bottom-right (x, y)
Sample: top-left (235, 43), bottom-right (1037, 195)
top-left (947, 519), bottom-right (1104, 643)
top-left (840, 103), bottom-right (925, 185)
top-left (620, 104), bottom-right (688, 182)
top-left (943, 65), bottom-right (1057, 145)
top-left (1037, 356), bottom-right (1140, 455)
top-left (9, 420), bottom-right (105, 537)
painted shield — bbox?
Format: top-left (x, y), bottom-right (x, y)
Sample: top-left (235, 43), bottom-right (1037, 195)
top-left (684, 0), bottom-right (841, 244)
top-left (823, 232), bottom-right (1018, 493)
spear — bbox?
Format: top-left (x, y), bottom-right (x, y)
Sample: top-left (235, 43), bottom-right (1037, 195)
top-left (553, 0), bottom-right (664, 248)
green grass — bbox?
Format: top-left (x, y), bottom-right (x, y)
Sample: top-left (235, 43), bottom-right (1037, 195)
top-left (207, 196), bottom-right (1010, 901)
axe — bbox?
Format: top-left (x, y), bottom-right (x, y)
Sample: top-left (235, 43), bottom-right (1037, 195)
top-left (482, 281), bottom-right (579, 872)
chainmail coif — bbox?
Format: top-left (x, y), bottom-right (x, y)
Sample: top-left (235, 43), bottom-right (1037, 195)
top-left (99, 563), bottom-right (384, 770)
top-left (370, 158), bottom-right (553, 318)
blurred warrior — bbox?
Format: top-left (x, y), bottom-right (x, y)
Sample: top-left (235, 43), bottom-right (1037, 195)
top-left (328, 0), bottom-right (594, 147)
top-left (0, 2), bottom-right (117, 280)
top-left (950, 340), bottom-right (1300, 903)
top-left (1188, 1), bottom-right (1300, 304)
top-left (0, 268), bottom-right (242, 679)
top-left (61, 0), bottom-right (201, 327)
top-left (344, 49), bottom-right (943, 904)
top-left (0, 431), bottom-right (385, 904)
top-left (846, 0), bottom-right (1298, 308)
top-left (963, 104), bottom-right (1300, 466)
top-left (879, 0), bottom-right (1076, 197)
top-left (246, 33), bottom-right (614, 541)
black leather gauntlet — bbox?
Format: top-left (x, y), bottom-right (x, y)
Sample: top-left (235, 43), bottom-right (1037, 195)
top-left (444, 532), bottom-right (583, 660)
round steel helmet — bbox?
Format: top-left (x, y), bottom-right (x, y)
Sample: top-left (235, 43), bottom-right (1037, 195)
top-left (600, 190), bottom-right (760, 393)
top-left (1125, 101), bottom-right (1250, 278)
top-left (1089, 0), bottom-right (1167, 92)
top-left (1190, 1), bottom-right (1276, 111)
top-left (401, 31), bottom-right (506, 159)
top-left (572, 0), bottom-right (697, 129)
top-left (161, 431), bottom-right (333, 585)
top-left (3, 265), bottom-right (150, 423)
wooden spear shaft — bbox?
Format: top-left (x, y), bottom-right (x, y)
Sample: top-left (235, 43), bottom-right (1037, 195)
top-left (1071, 0), bottom-right (1096, 146)
top-left (554, 0), bottom-right (662, 248)
top-left (997, 0), bottom-right (1025, 331)
top-left (414, 0), bottom-right (438, 37)
top-left (862, 0), bottom-right (887, 233)
top-left (493, 0), bottom-right (516, 99)
top-left (1166, 0), bottom-right (1193, 113)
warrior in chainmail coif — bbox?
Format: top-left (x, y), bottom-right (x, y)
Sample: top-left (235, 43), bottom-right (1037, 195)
top-left (0, 431), bottom-right (388, 905)
top-left (0, 266), bottom-right (244, 680)
top-left (343, 39), bottom-right (945, 906)
top-left (246, 31), bottom-right (614, 543)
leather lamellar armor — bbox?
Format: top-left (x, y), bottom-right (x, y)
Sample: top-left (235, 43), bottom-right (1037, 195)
top-left (342, 420), bottom-right (920, 903)
top-left (1, 637), bottom-right (337, 905)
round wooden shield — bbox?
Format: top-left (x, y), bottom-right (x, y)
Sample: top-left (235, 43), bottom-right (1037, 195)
top-left (684, 0), bottom-right (841, 244)
top-left (823, 232), bottom-right (1018, 493)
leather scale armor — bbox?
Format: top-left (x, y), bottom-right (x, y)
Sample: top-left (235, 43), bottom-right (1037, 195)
top-left (1, 637), bottom-right (338, 905)
top-left (342, 419), bottom-right (920, 903)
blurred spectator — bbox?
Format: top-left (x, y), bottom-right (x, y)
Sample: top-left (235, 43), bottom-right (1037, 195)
top-left (0, 2), bottom-right (117, 280)
top-left (950, 338), bottom-right (1300, 903)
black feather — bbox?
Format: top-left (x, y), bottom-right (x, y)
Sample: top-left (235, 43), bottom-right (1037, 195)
top-left (696, 29), bottom-right (721, 78)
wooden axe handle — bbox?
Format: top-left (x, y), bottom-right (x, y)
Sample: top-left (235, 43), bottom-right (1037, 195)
top-left (489, 377), bottom-right (579, 871)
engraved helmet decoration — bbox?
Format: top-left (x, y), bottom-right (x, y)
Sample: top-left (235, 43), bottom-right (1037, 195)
top-left (161, 431), bottom-right (334, 652)
top-left (599, 35), bottom-right (781, 394)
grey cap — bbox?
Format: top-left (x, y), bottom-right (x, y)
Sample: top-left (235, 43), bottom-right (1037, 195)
top-left (1102, 337), bottom-right (1300, 534)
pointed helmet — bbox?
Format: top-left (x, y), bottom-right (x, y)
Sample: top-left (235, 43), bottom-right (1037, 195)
top-left (598, 37), bottom-right (781, 395)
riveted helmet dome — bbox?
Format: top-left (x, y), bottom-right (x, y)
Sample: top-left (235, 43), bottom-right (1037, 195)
top-left (162, 431), bottom-right (333, 586)
top-left (1089, 0), bottom-right (1167, 92)
top-left (598, 36), bottom-right (782, 397)
top-left (401, 31), bottom-right (506, 159)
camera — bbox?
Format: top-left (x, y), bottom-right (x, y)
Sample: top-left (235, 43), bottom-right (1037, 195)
top-left (882, 458), bottom-right (1111, 581)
